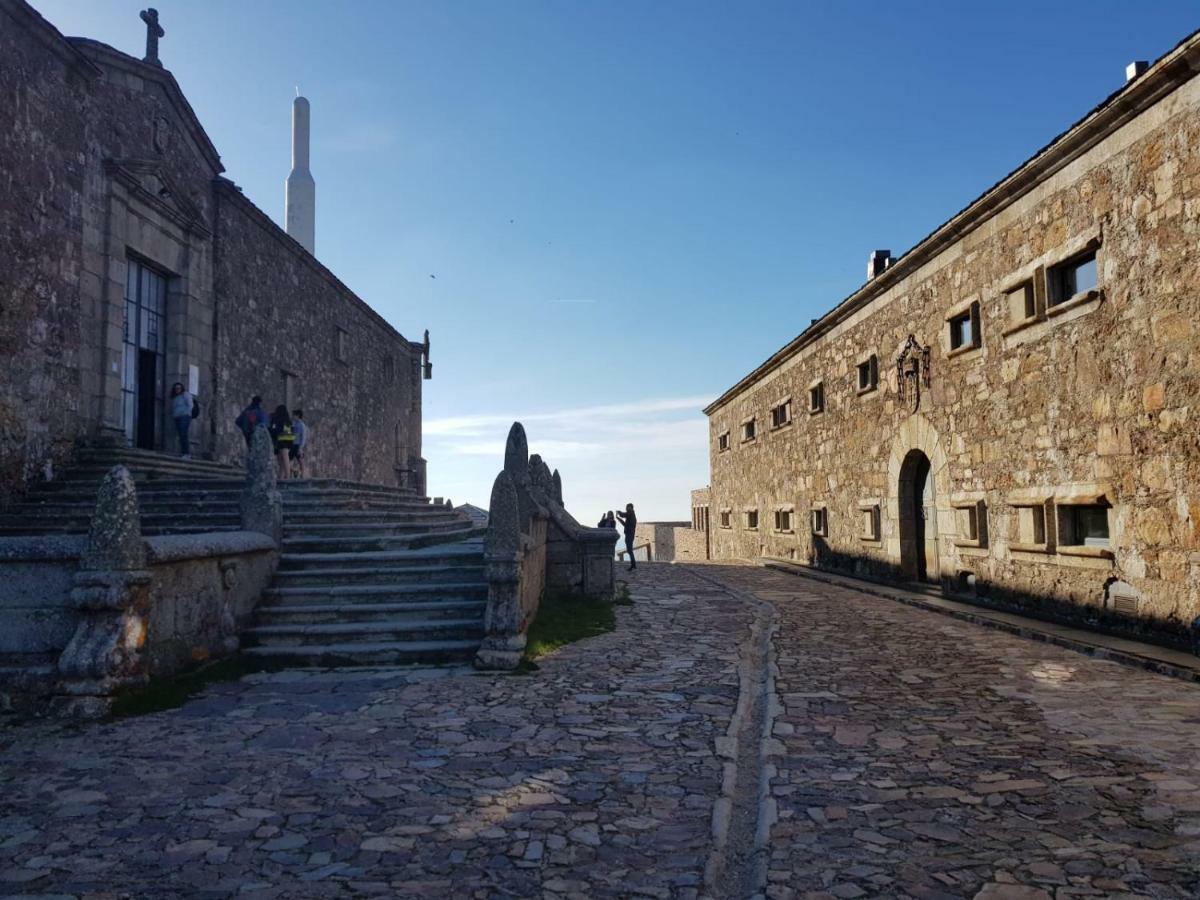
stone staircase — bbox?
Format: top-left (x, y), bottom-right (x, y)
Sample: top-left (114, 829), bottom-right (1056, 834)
top-left (0, 447), bottom-right (244, 536)
top-left (243, 480), bottom-right (489, 666)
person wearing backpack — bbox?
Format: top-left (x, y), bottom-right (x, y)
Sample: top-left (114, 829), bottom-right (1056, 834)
top-left (268, 404), bottom-right (296, 480)
top-left (234, 396), bottom-right (266, 448)
top-left (169, 382), bottom-right (196, 459)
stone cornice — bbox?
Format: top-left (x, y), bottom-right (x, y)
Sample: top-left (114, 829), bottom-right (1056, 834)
top-left (105, 158), bottom-right (212, 239)
top-left (704, 27), bottom-right (1200, 417)
top-left (213, 178), bottom-right (413, 349)
top-left (67, 37), bottom-right (225, 177)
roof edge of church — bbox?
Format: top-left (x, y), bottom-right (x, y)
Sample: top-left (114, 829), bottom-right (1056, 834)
top-left (703, 25), bottom-right (1200, 418)
top-left (214, 178), bottom-right (414, 350)
top-left (1, 0), bottom-right (102, 76)
top-left (66, 36), bottom-right (225, 176)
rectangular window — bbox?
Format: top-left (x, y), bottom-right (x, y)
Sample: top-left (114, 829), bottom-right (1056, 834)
top-left (1048, 249), bottom-right (1098, 307)
top-left (948, 302), bottom-right (981, 352)
top-left (857, 355), bottom-right (878, 393)
top-left (741, 419), bottom-right (757, 442)
top-left (770, 400), bottom-right (792, 429)
top-left (719, 510), bottom-right (732, 529)
top-left (860, 505), bottom-right (880, 541)
top-left (1058, 503), bottom-right (1110, 548)
top-left (746, 510), bottom-right (759, 530)
top-left (718, 431), bottom-right (730, 452)
top-left (1007, 281), bottom-right (1035, 324)
top-left (1016, 504), bottom-right (1047, 547)
top-left (809, 382), bottom-right (824, 414)
top-left (336, 327), bottom-right (349, 363)
top-left (383, 355), bottom-right (395, 383)
top-left (774, 509), bottom-right (793, 533)
top-left (811, 507), bottom-right (828, 536)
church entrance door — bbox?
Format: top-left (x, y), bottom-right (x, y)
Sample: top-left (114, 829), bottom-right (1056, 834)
top-left (898, 449), bottom-right (938, 583)
top-left (122, 259), bottom-right (168, 450)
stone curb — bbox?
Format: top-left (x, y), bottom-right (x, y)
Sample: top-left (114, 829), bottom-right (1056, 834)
top-left (762, 560), bottom-right (1200, 687)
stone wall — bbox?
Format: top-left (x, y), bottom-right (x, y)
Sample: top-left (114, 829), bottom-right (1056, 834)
top-left (631, 522), bottom-right (708, 562)
top-left (706, 40), bottom-right (1200, 647)
top-left (212, 184), bottom-right (424, 488)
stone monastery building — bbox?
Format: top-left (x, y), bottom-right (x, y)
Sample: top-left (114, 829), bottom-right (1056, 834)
top-left (0, 0), bottom-right (431, 504)
top-left (703, 32), bottom-right (1200, 645)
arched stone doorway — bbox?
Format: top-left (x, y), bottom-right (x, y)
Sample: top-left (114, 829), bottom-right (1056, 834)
top-left (885, 413), bottom-right (952, 586)
top-left (898, 449), bottom-right (937, 581)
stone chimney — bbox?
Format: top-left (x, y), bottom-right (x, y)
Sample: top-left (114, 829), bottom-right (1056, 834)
top-left (1125, 61), bottom-right (1149, 83)
top-left (867, 250), bottom-right (894, 281)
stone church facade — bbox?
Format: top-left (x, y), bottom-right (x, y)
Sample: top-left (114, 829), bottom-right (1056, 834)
top-left (705, 32), bottom-right (1200, 645)
top-left (0, 0), bottom-right (430, 504)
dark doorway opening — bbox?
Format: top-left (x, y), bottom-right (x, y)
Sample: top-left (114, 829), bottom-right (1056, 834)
top-left (136, 349), bottom-right (159, 449)
top-left (898, 449), bottom-right (938, 583)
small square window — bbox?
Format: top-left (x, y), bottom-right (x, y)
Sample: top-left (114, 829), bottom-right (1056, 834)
top-left (718, 432), bottom-right (730, 452)
top-left (1048, 250), bottom-right (1098, 307)
top-left (1058, 503), bottom-right (1110, 548)
top-left (719, 510), bottom-right (731, 529)
top-left (811, 507), bottom-right (828, 536)
top-left (1007, 282), bottom-right (1035, 323)
top-left (1016, 504), bottom-right (1047, 547)
top-left (809, 382), bottom-right (824, 414)
top-left (948, 303), bottom-right (981, 352)
top-left (746, 510), bottom-right (759, 530)
top-left (860, 505), bottom-right (880, 541)
top-left (857, 355), bottom-right (878, 393)
top-left (774, 509), bottom-right (793, 532)
top-left (741, 419), bottom-right (757, 442)
top-left (770, 400), bottom-right (792, 429)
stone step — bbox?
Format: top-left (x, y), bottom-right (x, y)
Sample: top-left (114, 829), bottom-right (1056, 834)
top-left (0, 522), bottom-right (243, 537)
top-left (280, 529), bottom-right (480, 554)
top-left (249, 619), bottom-right (484, 647)
top-left (271, 563), bottom-right (487, 587)
top-left (281, 518), bottom-right (468, 536)
top-left (32, 480), bottom-right (245, 498)
top-left (255, 600), bottom-right (486, 625)
top-left (277, 545), bottom-right (484, 571)
top-left (262, 581), bottom-right (489, 605)
top-left (242, 639), bottom-right (480, 667)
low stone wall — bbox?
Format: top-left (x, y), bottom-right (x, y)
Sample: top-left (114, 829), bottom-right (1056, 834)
top-left (0, 536), bottom-right (86, 654)
top-left (631, 522), bottom-right (709, 563)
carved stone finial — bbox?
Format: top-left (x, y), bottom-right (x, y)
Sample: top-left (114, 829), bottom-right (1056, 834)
top-left (140, 8), bottom-right (165, 67)
top-left (240, 428), bottom-right (282, 542)
top-left (503, 422), bottom-right (529, 479)
top-left (552, 469), bottom-right (563, 506)
top-left (81, 466), bottom-right (145, 571)
top-left (484, 470), bottom-right (521, 559)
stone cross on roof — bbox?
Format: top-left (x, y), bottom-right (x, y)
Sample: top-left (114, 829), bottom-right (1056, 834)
top-left (140, 8), bottom-right (164, 67)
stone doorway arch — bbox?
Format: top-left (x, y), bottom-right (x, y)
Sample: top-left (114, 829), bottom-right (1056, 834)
top-left (886, 414), bottom-right (952, 585)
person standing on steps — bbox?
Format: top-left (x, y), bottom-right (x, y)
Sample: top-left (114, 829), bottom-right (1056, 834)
top-left (168, 382), bottom-right (196, 458)
top-left (598, 511), bottom-right (616, 529)
top-left (235, 395), bottom-right (267, 448)
top-left (615, 502), bottom-right (637, 570)
top-left (268, 404), bottom-right (295, 480)
top-left (291, 409), bottom-right (308, 479)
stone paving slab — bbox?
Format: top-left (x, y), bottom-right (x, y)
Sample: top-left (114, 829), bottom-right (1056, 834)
top-left (691, 564), bottom-right (1200, 900)
top-left (0, 565), bottom-right (753, 899)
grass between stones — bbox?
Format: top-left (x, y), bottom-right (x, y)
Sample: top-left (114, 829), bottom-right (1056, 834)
top-left (519, 581), bottom-right (632, 670)
top-left (110, 654), bottom-right (285, 718)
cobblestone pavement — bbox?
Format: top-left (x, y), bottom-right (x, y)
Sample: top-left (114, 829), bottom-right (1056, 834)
top-left (4, 563), bottom-right (1200, 900)
top-left (697, 564), bottom-right (1200, 900)
top-left (0, 566), bottom-right (751, 899)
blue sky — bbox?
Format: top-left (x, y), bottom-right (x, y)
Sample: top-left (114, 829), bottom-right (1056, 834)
top-left (37, 1), bottom-right (1199, 523)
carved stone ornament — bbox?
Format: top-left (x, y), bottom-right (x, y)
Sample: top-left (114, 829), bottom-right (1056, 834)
top-left (895, 334), bottom-right (932, 414)
top-left (152, 115), bottom-right (172, 154)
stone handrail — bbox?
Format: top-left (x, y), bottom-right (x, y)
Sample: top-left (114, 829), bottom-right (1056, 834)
top-left (474, 422), bottom-right (617, 670)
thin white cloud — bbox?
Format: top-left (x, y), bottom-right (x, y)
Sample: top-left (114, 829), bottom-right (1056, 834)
top-left (424, 395), bottom-right (712, 438)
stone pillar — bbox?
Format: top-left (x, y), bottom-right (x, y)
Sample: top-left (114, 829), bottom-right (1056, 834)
top-left (55, 466), bottom-right (152, 717)
top-left (240, 428), bottom-right (282, 544)
top-left (475, 469), bottom-right (526, 670)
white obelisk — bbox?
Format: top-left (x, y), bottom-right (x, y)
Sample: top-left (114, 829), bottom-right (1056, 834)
top-left (285, 92), bottom-right (315, 255)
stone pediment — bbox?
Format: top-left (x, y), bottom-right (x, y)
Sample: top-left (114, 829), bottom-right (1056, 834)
top-left (104, 158), bottom-right (211, 239)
